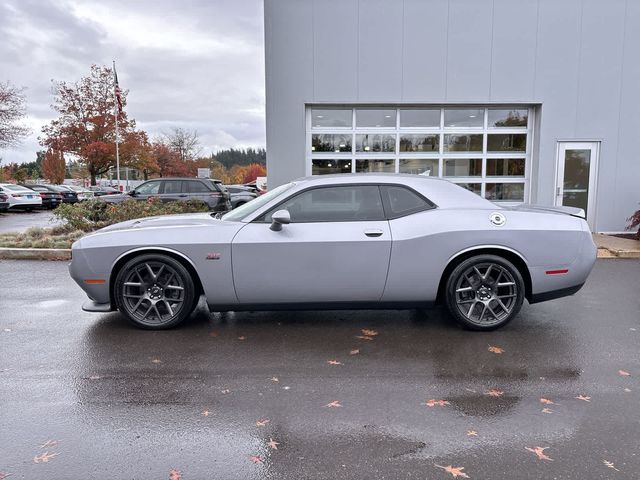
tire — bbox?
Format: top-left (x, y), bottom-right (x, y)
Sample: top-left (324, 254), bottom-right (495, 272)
top-left (445, 254), bottom-right (525, 331)
top-left (114, 254), bottom-right (196, 329)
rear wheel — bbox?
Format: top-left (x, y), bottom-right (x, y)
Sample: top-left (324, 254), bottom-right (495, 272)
top-left (445, 255), bottom-right (525, 331)
top-left (114, 254), bottom-right (196, 329)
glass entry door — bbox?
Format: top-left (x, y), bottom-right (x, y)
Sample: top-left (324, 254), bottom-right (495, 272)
top-left (555, 142), bottom-right (599, 230)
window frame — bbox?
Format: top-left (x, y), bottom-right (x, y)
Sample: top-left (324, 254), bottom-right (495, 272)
top-left (254, 183), bottom-right (436, 223)
top-left (135, 180), bottom-right (162, 195)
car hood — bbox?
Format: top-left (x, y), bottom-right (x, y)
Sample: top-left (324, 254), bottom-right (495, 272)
top-left (96, 212), bottom-right (218, 233)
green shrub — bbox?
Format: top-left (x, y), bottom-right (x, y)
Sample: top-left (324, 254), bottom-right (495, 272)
top-left (53, 197), bottom-right (210, 232)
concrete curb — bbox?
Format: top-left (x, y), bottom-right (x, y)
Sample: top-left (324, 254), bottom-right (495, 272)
top-left (593, 234), bottom-right (640, 259)
top-left (0, 247), bottom-right (71, 261)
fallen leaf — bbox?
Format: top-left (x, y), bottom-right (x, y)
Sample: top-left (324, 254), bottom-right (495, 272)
top-left (541, 408), bottom-right (553, 414)
top-left (88, 375), bottom-right (101, 380)
top-left (238, 336), bottom-right (246, 341)
top-left (488, 345), bottom-right (504, 354)
top-left (464, 388), bottom-right (477, 393)
top-left (268, 438), bottom-right (280, 450)
top-left (525, 446), bottom-right (553, 461)
top-left (619, 370), bottom-right (630, 376)
top-left (485, 389), bottom-right (504, 397)
top-left (221, 389), bottom-right (230, 394)
top-left (361, 329), bottom-right (378, 336)
top-left (0, 473), bottom-right (13, 480)
top-left (40, 440), bottom-right (58, 449)
top-left (434, 464), bottom-right (470, 478)
top-left (425, 399), bottom-right (450, 407)
top-left (355, 335), bottom-right (374, 341)
top-left (466, 430), bottom-right (478, 437)
top-left (575, 395), bottom-right (591, 402)
top-left (169, 468), bottom-right (182, 480)
top-left (209, 331), bottom-right (219, 337)
top-left (327, 360), bottom-right (343, 365)
top-left (624, 388), bottom-right (632, 392)
top-left (603, 460), bottom-right (620, 472)
top-left (256, 418), bottom-right (270, 427)
top-left (349, 349), bottom-right (360, 355)
top-left (202, 410), bottom-right (211, 417)
top-left (151, 358), bottom-right (162, 364)
top-left (33, 452), bottom-right (59, 463)
top-left (249, 455), bottom-right (264, 464)
top-left (270, 377), bottom-right (279, 382)
top-left (324, 400), bottom-right (342, 408)
top-left (540, 398), bottom-right (555, 405)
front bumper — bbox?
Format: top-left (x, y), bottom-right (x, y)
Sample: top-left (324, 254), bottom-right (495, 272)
top-left (82, 300), bottom-right (114, 312)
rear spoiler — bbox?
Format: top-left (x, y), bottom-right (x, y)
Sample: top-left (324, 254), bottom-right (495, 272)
top-left (508, 204), bottom-right (586, 219)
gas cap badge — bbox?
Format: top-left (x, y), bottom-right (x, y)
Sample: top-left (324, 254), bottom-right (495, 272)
top-left (489, 212), bottom-right (506, 226)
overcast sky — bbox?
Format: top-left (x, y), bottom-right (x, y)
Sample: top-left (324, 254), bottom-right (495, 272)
top-left (0, 0), bottom-right (265, 164)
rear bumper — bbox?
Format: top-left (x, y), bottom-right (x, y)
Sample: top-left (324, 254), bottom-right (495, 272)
top-left (530, 283), bottom-right (585, 304)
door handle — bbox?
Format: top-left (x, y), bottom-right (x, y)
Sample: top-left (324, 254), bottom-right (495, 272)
top-left (364, 229), bottom-right (384, 237)
top-left (178, 194), bottom-right (188, 197)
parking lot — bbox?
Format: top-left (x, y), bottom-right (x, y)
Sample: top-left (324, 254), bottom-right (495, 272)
top-left (0, 258), bottom-right (638, 479)
top-left (0, 210), bottom-right (61, 234)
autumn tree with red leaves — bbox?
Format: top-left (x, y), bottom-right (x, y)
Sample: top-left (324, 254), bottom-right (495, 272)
top-left (42, 149), bottom-right (66, 184)
top-left (41, 64), bottom-right (142, 185)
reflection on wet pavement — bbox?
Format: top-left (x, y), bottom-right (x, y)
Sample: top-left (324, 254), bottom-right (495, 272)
top-left (0, 259), bottom-right (638, 479)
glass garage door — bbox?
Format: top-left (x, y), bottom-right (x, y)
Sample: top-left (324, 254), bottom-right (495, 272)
top-left (306, 106), bottom-right (533, 203)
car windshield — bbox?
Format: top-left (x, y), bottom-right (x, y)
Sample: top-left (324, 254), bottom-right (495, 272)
top-left (221, 182), bottom-right (295, 222)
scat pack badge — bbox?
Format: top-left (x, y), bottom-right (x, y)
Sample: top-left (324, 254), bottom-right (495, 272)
top-left (489, 212), bottom-right (506, 226)
top-left (206, 252), bottom-right (221, 260)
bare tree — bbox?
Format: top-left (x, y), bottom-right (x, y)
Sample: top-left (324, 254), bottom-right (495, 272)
top-left (163, 127), bottom-right (201, 162)
top-left (0, 81), bottom-right (31, 149)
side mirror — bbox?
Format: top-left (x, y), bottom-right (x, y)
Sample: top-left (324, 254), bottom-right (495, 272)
top-left (129, 190), bottom-right (137, 197)
top-left (270, 209), bottom-right (291, 231)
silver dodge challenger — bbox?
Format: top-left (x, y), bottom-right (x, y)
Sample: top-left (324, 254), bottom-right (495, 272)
top-left (69, 174), bottom-right (597, 331)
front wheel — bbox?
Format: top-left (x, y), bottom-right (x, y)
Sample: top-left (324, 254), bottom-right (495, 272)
top-left (114, 254), bottom-right (196, 329)
top-left (445, 255), bottom-right (525, 331)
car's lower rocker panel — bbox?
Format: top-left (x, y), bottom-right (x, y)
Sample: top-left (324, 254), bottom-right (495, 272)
top-left (207, 301), bottom-right (436, 312)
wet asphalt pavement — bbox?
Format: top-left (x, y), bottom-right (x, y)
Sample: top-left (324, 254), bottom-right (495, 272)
top-left (1, 259), bottom-right (639, 479)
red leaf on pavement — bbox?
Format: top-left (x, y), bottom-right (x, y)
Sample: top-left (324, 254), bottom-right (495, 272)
top-left (324, 400), bottom-right (342, 408)
top-left (33, 452), bottom-right (59, 463)
top-left (619, 370), bottom-right (630, 376)
top-left (575, 395), bottom-right (591, 402)
top-left (434, 464), bottom-right (470, 478)
top-left (169, 468), bottom-right (182, 480)
top-left (249, 455), bottom-right (264, 464)
top-left (540, 398), bottom-right (555, 405)
top-left (361, 329), bottom-right (378, 336)
top-left (485, 389), bottom-right (504, 397)
top-left (256, 418), bottom-right (270, 427)
top-left (425, 399), bottom-right (450, 407)
top-left (488, 345), bottom-right (504, 354)
top-left (349, 349), bottom-right (360, 355)
top-left (525, 446), bottom-right (553, 461)
top-left (327, 360), bottom-right (343, 365)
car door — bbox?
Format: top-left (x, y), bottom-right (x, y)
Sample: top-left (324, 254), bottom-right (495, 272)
top-left (160, 180), bottom-right (186, 203)
top-left (132, 180), bottom-right (161, 201)
top-left (231, 185), bottom-right (392, 304)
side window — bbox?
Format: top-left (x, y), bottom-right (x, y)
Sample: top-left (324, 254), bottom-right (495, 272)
top-left (381, 185), bottom-right (434, 218)
top-left (188, 181), bottom-right (211, 193)
top-left (264, 186), bottom-right (385, 223)
top-left (163, 180), bottom-right (183, 194)
top-left (136, 181), bottom-right (161, 195)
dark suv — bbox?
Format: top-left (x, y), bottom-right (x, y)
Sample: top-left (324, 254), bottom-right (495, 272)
top-left (102, 178), bottom-right (232, 212)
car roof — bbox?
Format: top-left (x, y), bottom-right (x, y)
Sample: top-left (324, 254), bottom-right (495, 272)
top-left (291, 173), bottom-right (495, 209)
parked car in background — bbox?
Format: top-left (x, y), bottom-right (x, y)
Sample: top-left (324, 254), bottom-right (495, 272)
top-left (100, 178), bottom-right (232, 212)
top-left (65, 185), bottom-right (94, 201)
top-left (89, 186), bottom-right (121, 196)
top-left (0, 184), bottom-right (42, 211)
top-left (227, 185), bottom-right (258, 208)
top-left (49, 185), bottom-right (78, 204)
top-left (19, 184), bottom-right (63, 209)
top-left (0, 192), bottom-right (9, 212)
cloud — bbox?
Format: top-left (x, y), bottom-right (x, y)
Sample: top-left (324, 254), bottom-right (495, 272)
top-left (0, 0), bottom-right (265, 164)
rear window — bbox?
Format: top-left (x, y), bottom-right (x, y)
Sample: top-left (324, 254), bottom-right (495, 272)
top-left (381, 185), bottom-right (434, 218)
top-left (188, 181), bottom-right (212, 193)
top-left (4, 185), bottom-right (30, 191)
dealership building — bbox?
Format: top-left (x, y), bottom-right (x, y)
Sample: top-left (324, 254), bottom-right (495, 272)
top-left (264, 0), bottom-right (639, 232)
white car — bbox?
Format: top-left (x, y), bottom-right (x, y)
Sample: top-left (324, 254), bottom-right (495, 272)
top-left (0, 183), bottom-right (42, 211)
top-left (64, 185), bottom-right (95, 201)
